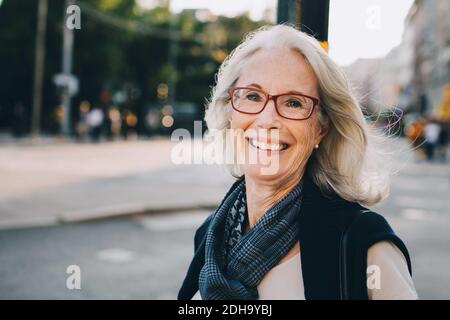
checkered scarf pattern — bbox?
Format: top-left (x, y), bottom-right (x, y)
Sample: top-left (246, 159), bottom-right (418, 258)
top-left (198, 177), bottom-right (304, 300)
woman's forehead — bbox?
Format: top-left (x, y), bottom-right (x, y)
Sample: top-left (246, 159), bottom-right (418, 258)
top-left (237, 48), bottom-right (318, 94)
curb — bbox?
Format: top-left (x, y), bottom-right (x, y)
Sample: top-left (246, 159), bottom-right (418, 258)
top-left (0, 203), bottom-right (218, 230)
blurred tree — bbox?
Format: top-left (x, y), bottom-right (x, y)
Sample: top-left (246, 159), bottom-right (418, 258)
top-left (0, 0), bottom-right (272, 135)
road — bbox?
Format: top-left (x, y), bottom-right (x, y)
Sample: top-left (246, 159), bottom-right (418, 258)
top-left (0, 210), bottom-right (210, 299)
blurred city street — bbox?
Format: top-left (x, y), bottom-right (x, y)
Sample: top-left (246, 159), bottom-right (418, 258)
top-left (1, 0), bottom-right (449, 301)
top-left (0, 138), bottom-right (449, 299)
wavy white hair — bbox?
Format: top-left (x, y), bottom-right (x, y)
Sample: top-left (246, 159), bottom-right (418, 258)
top-left (204, 24), bottom-right (403, 206)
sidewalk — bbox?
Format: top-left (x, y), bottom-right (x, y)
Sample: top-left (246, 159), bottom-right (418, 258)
top-left (0, 138), bottom-right (233, 229)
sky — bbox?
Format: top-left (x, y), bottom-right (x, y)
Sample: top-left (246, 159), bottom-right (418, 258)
top-left (328, 0), bottom-right (414, 66)
top-left (137, 0), bottom-right (415, 66)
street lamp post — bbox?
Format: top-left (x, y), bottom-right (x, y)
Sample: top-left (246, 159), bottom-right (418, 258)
top-left (31, 0), bottom-right (48, 138)
top-left (168, 9), bottom-right (178, 113)
top-left (60, 0), bottom-right (75, 137)
top-left (277, 0), bottom-right (300, 27)
top-left (277, 0), bottom-right (329, 49)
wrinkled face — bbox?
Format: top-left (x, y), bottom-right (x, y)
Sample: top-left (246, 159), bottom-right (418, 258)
top-left (230, 47), bottom-right (326, 183)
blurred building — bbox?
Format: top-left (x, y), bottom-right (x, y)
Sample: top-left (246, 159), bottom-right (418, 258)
top-left (344, 0), bottom-right (450, 117)
top-left (409, 0), bottom-right (450, 115)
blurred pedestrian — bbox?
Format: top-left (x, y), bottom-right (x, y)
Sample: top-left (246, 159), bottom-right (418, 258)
top-left (108, 107), bottom-right (122, 140)
top-left (406, 117), bottom-right (426, 160)
top-left (437, 121), bottom-right (449, 162)
top-left (423, 117), bottom-right (441, 161)
top-left (75, 100), bottom-right (90, 142)
top-left (121, 109), bottom-right (138, 140)
top-left (86, 106), bottom-right (104, 143)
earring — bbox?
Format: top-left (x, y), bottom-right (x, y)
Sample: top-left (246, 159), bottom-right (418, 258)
top-left (314, 144), bottom-right (319, 149)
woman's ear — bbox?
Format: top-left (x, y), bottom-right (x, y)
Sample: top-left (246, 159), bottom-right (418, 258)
top-left (317, 112), bottom-right (330, 141)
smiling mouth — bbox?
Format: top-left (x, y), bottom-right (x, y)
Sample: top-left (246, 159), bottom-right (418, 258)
top-left (248, 138), bottom-right (289, 151)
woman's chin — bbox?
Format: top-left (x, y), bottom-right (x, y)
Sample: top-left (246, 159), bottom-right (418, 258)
top-left (243, 162), bottom-right (287, 180)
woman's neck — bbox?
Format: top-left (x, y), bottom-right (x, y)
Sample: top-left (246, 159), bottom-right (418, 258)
top-left (244, 172), bottom-right (304, 228)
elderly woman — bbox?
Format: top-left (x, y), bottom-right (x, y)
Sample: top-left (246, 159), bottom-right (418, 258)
top-left (178, 24), bottom-right (418, 300)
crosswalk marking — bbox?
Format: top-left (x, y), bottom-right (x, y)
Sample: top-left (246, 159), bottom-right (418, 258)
top-left (135, 210), bottom-right (210, 232)
top-left (96, 248), bottom-right (136, 263)
top-left (400, 208), bottom-right (447, 222)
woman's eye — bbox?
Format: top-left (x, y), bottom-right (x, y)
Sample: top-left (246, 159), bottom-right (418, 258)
top-left (245, 92), bottom-right (262, 101)
top-left (286, 99), bottom-right (303, 108)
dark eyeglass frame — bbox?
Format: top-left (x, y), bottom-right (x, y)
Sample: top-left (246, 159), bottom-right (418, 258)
top-left (227, 86), bottom-right (320, 120)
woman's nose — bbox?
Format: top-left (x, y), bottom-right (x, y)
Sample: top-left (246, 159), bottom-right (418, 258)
top-left (255, 98), bottom-right (281, 127)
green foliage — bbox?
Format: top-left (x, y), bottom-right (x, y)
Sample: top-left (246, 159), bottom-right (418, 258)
top-left (0, 0), bottom-right (273, 134)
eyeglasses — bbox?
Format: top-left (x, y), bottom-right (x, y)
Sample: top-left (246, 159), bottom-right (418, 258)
top-left (227, 86), bottom-right (320, 120)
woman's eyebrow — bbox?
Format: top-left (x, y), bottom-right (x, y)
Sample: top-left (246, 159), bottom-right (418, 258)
top-left (284, 90), bottom-right (306, 95)
top-left (245, 83), bottom-right (307, 96)
top-left (245, 83), bottom-right (263, 89)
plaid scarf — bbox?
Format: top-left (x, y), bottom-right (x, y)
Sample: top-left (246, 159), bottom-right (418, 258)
top-left (198, 176), bottom-right (304, 300)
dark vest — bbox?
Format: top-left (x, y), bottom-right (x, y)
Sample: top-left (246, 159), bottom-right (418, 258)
top-left (177, 173), bottom-right (412, 300)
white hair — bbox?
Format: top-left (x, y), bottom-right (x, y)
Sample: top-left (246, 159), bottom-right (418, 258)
top-left (204, 24), bottom-right (405, 206)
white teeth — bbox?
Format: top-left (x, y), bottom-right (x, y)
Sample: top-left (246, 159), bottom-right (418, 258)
top-left (249, 139), bottom-right (288, 151)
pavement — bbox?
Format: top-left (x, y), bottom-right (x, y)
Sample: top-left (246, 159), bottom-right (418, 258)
top-left (0, 136), bottom-right (234, 229)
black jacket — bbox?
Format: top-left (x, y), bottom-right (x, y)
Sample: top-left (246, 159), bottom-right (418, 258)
top-left (178, 173), bottom-right (412, 300)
